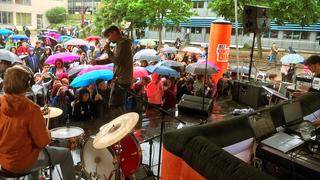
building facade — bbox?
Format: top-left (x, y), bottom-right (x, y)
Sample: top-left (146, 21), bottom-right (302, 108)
top-left (67, 0), bottom-right (101, 14)
top-left (0, 0), bottom-right (68, 30)
top-left (144, 0), bottom-right (320, 51)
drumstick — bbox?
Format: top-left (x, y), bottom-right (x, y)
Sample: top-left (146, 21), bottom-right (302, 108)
top-left (46, 109), bottom-right (50, 129)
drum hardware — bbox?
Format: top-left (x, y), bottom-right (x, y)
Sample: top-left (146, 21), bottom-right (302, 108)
top-left (90, 113), bottom-right (142, 179)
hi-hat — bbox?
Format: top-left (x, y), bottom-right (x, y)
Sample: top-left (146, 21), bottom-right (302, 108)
top-left (41, 107), bottom-right (63, 119)
top-left (93, 112), bottom-right (139, 149)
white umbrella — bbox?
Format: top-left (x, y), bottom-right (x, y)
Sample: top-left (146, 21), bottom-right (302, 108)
top-left (64, 38), bottom-right (88, 46)
top-left (0, 49), bottom-right (22, 64)
top-left (280, 54), bottom-right (304, 64)
top-left (133, 49), bottom-right (161, 62)
top-left (182, 47), bottom-right (202, 54)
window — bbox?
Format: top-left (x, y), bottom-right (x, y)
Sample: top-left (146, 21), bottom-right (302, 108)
top-left (283, 31), bottom-right (292, 39)
top-left (261, 31), bottom-right (270, 38)
top-left (0, 11), bottom-right (13, 24)
top-left (191, 27), bottom-right (202, 34)
top-left (292, 31), bottom-right (300, 40)
top-left (270, 31), bottom-right (278, 38)
top-left (0, 0), bottom-right (13, 3)
top-left (206, 27), bottom-right (210, 34)
top-left (15, 0), bottom-right (30, 5)
top-left (16, 13), bottom-right (31, 25)
top-left (193, 1), bottom-right (204, 8)
top-left (316, 32), bottom-right (320, 41)
top-left (165, 26), bottom-right (174, 32)
top-left (301, 32), bottom-right (310, 40)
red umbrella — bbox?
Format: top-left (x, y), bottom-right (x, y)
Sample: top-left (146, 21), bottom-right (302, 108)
top-left (86, 36), bottom-right (101, 41)
top-left (133, 67), bottom-right (148, 78)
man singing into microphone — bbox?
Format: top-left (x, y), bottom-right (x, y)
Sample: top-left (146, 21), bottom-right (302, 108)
top-left (93, 26), bottom-right (133, 119)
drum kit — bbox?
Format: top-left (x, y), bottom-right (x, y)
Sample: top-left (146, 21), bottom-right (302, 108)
top-left (43, 107), bottom-right (142, 180)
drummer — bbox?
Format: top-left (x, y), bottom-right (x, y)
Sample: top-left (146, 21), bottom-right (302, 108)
top-left (0, 65), bottom-right (75, 179)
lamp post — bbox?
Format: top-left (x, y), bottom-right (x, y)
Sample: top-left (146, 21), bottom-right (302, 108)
top-left (234, 0), bottom-right (240, 80)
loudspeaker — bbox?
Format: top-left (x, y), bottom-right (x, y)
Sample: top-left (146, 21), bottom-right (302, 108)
top-left (178, 94), bottom-right (213, 117)
top-left (232, 81), bottom-right (271, 107)
top-left (243, 5), bottom-right (271, 33)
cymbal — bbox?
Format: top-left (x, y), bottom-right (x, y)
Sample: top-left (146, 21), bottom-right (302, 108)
top-left (41, 107), bottom-right (63, 119)
top-left (93, 112), bottom-right (139, 149)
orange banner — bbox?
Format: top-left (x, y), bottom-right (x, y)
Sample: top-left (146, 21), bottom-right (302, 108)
top-left (208, 20), bottom-right (232, 84)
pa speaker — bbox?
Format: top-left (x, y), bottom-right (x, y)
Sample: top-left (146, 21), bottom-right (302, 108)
top-left (243, 5), bottom-right (271, 33)
top-left (178, 94), bottom-right (213, 117)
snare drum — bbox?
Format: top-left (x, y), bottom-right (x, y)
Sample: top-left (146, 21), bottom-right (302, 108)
top-left (81, 133), bottom-right (141, 179)
top-left (50, 126), bottom-right (84, 150)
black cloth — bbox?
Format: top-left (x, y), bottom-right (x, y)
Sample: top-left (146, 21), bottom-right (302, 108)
top-left (92, 88), bottom-right (110, 120)
top-left (73, 100), bottom-right (95, 121)
top-left (176, 84), bottom-right (193, 102)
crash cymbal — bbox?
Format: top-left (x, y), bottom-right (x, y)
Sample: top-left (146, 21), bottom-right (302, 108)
top-left (41, 107), bottom-right (63, 119)
top-left (93, 112), bottom-right (139, 149)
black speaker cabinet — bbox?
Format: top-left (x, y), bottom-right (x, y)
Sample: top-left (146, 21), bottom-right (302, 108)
top-left (178, 94), bottom-right (213, 117)
top-left (243, 5), bottom-right (271, 33)
top-left (232, 80), bottom-right (271, 107)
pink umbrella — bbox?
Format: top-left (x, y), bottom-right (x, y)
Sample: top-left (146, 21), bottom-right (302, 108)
top-left (47, 32), bottom-right (60, 40)
top-left (45, 52), bottom-right (80, 64)
top-left (78, 65), bottom-right (113, 76)
top-left (133, 67), bottom-right (148, 78)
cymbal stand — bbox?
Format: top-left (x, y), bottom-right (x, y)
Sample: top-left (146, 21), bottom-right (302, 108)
top-left (114, 142), bottom-right (123, 180)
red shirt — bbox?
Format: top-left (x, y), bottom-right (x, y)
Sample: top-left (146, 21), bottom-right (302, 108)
top-left (17, 46), bottom-right (28, 55)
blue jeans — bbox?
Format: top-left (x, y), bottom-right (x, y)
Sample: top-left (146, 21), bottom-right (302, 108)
top-left (268, 54), bottom-right (276, 64)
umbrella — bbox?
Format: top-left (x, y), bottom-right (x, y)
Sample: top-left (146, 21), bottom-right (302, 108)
top-left (86, 36), bottom-right (101, 41)
top-left (182, 47), bottom-right (202, 54)
top-left (7, 34), bottom-right (29, 41)
top-left (197, 59), bottom-right (220, 70)
top-left (280, 54), bottom-right (304, 64)
top-left (47, 32), bottom-right (60, 40)
top-left (67, 64), bottom-right (92, 76)
top-left (158, 60), bottom-right (183, 68)
top-left (185, 63), bottom-right (219, 75)
top-left (0, 29), bottom-right (14, 36)
top-left (70, 70), bottom-right (113, 88)
top-left (146, 65), bottom-right (180, 78)
top-left (133, 67), bottom-right (148, 78)
top-left (59, 35), bottom-right (73, 43)
top-left (64, 38), bottom-right (88, 46)
top-left (0, 49), bottom-right (22, 64)
top-left (228, 65), bottom-right (256, 74)
top-left (45, 52), bottom-right (80, 64)
top-left (39, 35), bottom-right (57, 42)
top-left (77, 65), bottom-right (113, 76)
top-left (139, 39), bottom-right (156, 46)
top-left (160, 47), bottom-right (177, 54)
top-left (133, 49), bottom-right (161, 62)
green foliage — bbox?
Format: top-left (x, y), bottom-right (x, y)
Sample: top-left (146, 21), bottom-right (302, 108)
top-left (45, 7), bottom-right (66, 24)
top-left (94, 0), bottom-right (194, 43)
top-left (208, 0), bottom-right (320, 26)
top-left (243, 42), bottom-right (252, 49)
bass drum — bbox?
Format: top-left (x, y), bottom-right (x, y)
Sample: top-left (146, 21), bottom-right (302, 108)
top-left (82, 136), bottom-right (115, 180)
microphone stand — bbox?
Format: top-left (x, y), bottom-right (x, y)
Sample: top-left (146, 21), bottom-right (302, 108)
top-left (118, 84), bottom-right (186, 179)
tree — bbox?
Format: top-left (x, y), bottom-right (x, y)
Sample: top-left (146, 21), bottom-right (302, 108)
top-left (143, 0), bottom-right (194, 47)
top-left (209, 0), bottom-right (320, 60)
top-left (45, 7), bottom-right (66, 24)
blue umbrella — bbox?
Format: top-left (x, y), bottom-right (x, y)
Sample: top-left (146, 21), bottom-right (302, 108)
top-left (7, 34), bottom-right (29, 41)
top-left (280, 54), bottom-right (304, 64)
top-left (59, 35), bottom-right (73, 43)
top-left (70, 70), bottom-right (113, 88)
top-left (146, 65), bottom-right (180, 78)
top-left (0, 29), bottom-right (14, 36)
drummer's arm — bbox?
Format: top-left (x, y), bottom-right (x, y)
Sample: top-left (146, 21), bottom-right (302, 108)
top-left (29, 109), bottom-right (51, 148)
